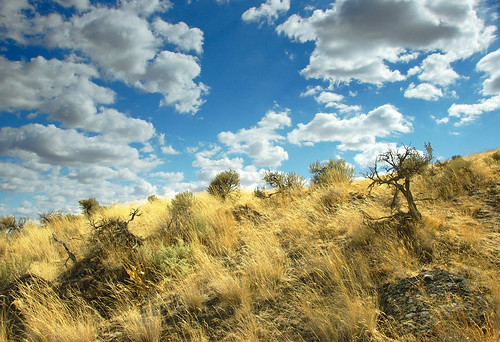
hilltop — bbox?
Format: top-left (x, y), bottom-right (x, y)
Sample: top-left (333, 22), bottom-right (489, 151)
top-left (1, 148), bottom-right (500, 341)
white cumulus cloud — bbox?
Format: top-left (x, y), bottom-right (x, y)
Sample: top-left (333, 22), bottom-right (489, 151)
top-left (288, 104), bottom-right (412, 147)
top-left (0, 0), bottom-right (208, 115)
top-left (277, 0), bottom-right (495, 86)
top-left (404, 83), bottom-right (443, 101)
top-left (446, 95), bottom-right (500, 126)
top-left (476, 48), bottom-right (500, 96)
top-left (218, 109), bottom-right (291, 167)
top-left (242, 0), bottom-right (290, 24)
top-left (153, 19), bottom-right (204, 54)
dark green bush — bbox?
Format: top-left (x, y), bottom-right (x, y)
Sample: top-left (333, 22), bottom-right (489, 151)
top-left (207, 169), bottom-right (240, 201)
top-left (309, 159), bottom-right (355, 186)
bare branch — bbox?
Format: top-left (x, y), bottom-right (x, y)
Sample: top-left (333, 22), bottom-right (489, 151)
top-left (127, 208), bottom-right (141, 225)
top-left (52, 232), bottom-right (77, 265)
top-left (366, 142), bottom-right (433, 222)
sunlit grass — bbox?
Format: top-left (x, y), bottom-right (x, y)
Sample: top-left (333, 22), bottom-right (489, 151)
top-left (1, 148), bottom-right (499, 340)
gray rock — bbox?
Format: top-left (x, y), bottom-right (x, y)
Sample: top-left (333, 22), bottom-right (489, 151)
top-left (378, 270), bottom-right (490, 339)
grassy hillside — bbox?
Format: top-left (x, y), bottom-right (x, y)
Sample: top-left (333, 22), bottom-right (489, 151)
top-left (1, 149), bottom-right (500, 341)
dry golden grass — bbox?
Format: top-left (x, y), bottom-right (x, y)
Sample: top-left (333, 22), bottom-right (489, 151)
top-left (114, 301), bottom-right (163, 342)
top-left (1, 148), bottom-right (499, 341)
top-left (12, 280), bottom-right (102, 342)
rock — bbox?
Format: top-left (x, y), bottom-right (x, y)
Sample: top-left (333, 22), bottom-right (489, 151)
top-left (378, 270), bottom-right (490, 339)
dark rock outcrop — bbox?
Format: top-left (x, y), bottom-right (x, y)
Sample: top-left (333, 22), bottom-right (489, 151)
top-left (378, 270), bottom-right (491, 339)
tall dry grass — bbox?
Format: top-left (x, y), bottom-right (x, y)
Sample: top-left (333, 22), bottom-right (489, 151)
top-left (12, 280), bottom-right (103, 342)
top-left (1, 149), bottom-right (499, 341)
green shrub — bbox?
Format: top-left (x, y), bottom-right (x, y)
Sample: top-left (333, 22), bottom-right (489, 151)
top-left (165, 191), bottom-right (199, 241)
top-left (309, 159), bottom-right (355, 186)
top-left (170, 191), bottom-right (195, 224)
top-left (139, 240), bottom-right (192, 280)
top-left (263, 171), bottom-right (306, 194)
top-left (207, 169), bottom-right (240, 201)
top-left (78, 197), bottom-right (100, 217)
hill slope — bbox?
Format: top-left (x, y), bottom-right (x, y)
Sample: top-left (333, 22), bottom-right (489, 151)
top-left (1, 149), bottom-right (500, 341)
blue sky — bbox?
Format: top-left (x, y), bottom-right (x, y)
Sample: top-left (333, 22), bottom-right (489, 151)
top-left (0, 0), bottom-right (499, 217)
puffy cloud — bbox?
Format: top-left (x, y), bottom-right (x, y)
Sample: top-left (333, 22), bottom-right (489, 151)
top-left (47, 5), bottom-right (207, 113)
top-left (1, 1), bottom-right (207, 115)
top-left (153, 19), bottom-right (204, 54)
top-left (404, 83), bottom-right (443, 101)
top-left (88, 109), bottom-right (155, 144)
top-left (476, 48), bottom-right (500, 95)
top-left (352, 141), bottom-right (399, 168)
top-left (0, 0), bottom-right (34, 43)
top-left (67, 166), bottom-right (119, 185)
top-left (436, 48), bottom-right (500, 126)
top-left (150, 171), bottom-right (184, 183)
top-left (316, 91), bottom-right (344, 104)
top-left (445, 95), bottom-right (500, 126)
top-left (161, 145), bottom-right (181, 155)
top-left (411, 53), bottom-right (460, 86)
top-left (301, 87), bottom-right (362, 113)
top-left (120, 0), bottom-right (172, 16)
top-left (192, 154), bottom-right (244, 184)
top-left (287, 104), bottom-right (412, 150)
top-left (0, 160), bottom-right (160, 217)
top-left (47, 7), bottom-right (158, 78)
top-left (218, 109), bottom-right (291, 167)
top-left (242, 0), bottom-right (290, 24)
top-left (0, 57), bottom-right (155, 143)
top-left (138, 51), bottom-right (209, 114)
top-left (0, 56), bottom-right (112, 120)
top-left (0, 124), bottom-right (159, 170)
top-left (277, 0), bottom-right (495, 85)
top-left (192, 152), bottom-right (262, 190)
top-left (53, 0), bottom-right (90, 10)
top-left (133, 179), bottom-right (157, 197)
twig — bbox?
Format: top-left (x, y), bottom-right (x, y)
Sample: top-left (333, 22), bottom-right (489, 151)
top-left (52, 232), bottom-right (77, 266)
top-left (127, 208), bottom-right (141, 225)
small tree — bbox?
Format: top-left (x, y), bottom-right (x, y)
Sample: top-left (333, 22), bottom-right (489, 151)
top-left (367, 143), bottom-right (433, 221)
top-left (207, 169), bottom-right (240, 201)
top-left (170, 191), bottom-right (196, 224)
top-left (310, 159), bottom-right (355, 186)
top-left (0, 215), bottom-right (27, 233)
top-left (263, 170), bottom-right (306, 194)
top-left (78, 197), bottom-right (100, 217)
